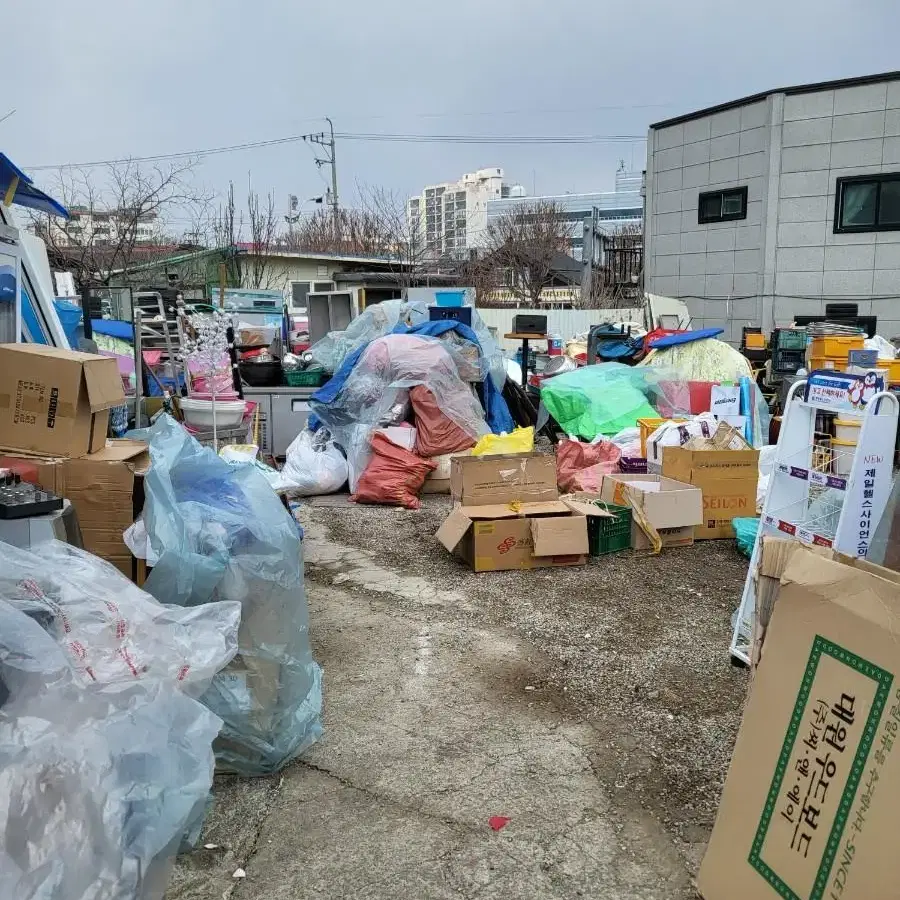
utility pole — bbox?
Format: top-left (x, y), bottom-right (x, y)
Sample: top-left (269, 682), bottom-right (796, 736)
top-left (303, 119), bottom-right (339, 244)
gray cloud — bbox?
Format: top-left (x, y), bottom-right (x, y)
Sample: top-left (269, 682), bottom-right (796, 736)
top-left (6, 0), bottom-right (900, 222)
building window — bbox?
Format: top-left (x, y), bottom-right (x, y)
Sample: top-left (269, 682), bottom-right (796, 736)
top-left (835, 174), bottom-right (900, 232)
top-left (698, 187), bottom-right (748, 224)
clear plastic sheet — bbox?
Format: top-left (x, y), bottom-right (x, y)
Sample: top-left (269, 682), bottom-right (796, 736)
top-left (0, 554), bottom-right (229, 900)
top-left (129, 414), bottom-right (324, 776)
top-left (0, 540), bottom-right (240, 698)
top-left (309, 299), bottom-right (428, 373)
top-left (311, 334), bottom-right (490, 492)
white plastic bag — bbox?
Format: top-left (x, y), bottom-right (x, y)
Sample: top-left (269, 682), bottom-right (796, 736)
top-left (282, 429), bottom-right (349, 496)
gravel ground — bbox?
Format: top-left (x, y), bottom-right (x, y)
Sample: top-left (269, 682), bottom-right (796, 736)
top-left (305, 494), bottom-right (750, 866)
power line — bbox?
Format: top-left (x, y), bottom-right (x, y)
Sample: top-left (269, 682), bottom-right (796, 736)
top-left (27, 130), bottom-right (647, 171)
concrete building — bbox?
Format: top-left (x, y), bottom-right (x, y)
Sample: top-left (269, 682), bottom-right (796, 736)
top-left (407, 167), bottom-right (521, 257)
top-left (485, 163), bottom-right (643, 260)
top-left (50, 206), bottom-right (160, 247)
top-left (644, 71), bottom-right (900, 343)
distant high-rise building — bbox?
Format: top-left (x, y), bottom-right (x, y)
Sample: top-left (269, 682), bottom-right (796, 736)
top-left (407, 168), bottom-right (522, 258)
top-left (485, 161), bottom-right (643, 260)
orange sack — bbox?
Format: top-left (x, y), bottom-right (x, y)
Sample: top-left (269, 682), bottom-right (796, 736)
top-left (410, 384), bottom-right (478, 457)
top-left (556, 438), bottom-right (621, 493)
top-left (352, 431), bottom-right (437, 510)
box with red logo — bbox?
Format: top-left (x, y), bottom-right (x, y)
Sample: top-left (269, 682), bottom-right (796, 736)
top-left (435, 453), bottom-right (589, 572)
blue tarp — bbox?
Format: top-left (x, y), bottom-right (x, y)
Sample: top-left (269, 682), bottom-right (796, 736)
top-left (649, 328), bottom-right (724, 349)
top-left (310, 319), bottom-right (513, 434)
top-left (0, 153), bottom-right (69, 218)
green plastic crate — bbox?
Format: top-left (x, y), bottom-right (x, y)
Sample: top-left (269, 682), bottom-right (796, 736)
top-left (586, 502), bottom-right (632, 556)
top-left (284, 367), bottom-right (325, 387)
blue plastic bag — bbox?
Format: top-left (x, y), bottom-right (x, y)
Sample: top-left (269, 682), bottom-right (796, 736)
top-left (129, 415), bottom-right (323, 775)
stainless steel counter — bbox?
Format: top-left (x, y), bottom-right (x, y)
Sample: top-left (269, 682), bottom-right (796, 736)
top-left (242, 385), bottom-right (316, 457)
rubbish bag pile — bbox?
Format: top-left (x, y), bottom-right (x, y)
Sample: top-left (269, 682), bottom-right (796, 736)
top-left (303, 302), bottom-right (516, 507)
top-left (538, 358), bottom-right (769, 449)
top-left (0, 539), bottom-right (240, 900)
top-left (130, 414), bottom-right (323, 776)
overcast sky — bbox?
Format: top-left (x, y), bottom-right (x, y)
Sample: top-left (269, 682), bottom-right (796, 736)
top-left (6, 0), bottom-right (900, 231)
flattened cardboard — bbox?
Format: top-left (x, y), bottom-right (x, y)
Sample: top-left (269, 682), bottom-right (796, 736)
top-left (450, 453), bottom-right (557, 506)
top-left (531, 514), bottom-right (589, 557)
top-left (698, 547), bottom-right (900, 900)
top-left (0, 343), bottom-right (125, 457)
top-left (662, 446), bottom-right (759, 540)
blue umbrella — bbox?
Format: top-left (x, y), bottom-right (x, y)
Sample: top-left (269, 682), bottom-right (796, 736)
top-left (0, 153), bottom-right (68, 218)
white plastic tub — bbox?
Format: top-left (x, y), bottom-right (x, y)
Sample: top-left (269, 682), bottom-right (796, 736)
top-left (179, 398), bottom-right (247, 429)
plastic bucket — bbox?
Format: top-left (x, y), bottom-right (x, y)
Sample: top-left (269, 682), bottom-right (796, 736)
top-left (435, 290), bottom-right (465, 307)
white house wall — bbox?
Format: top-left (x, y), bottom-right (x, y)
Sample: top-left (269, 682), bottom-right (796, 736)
top-left (646, 75), bottom-right (900, 343)
top-left (774, 80), bottom-right (900, 337)
top-left (647, 99), bottom-right (771, 343)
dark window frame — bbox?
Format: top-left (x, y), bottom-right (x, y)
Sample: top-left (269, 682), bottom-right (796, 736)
top-left (834, 173), bottom-right (900, 233)
top-left (697, 186), bottom-right (748, 224)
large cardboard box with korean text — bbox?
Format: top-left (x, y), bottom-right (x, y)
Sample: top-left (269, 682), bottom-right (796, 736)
top-left (0, 343), bottom-right (125, 457)
top-left (698, 546), bottom-right (900, 899)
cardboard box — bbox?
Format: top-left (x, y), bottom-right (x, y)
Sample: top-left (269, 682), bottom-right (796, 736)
top-left (436, 454), bottom-right (588, 572)
top-left (662, 446), bottom-right (759, 540)
top-left (2, 439), bottom-right (149, 578)
top-left (0, 344), bottom-right (125, 457)
top-left (698, 546), bottom-right (900, 899)
top-left (600, 474), bottom-right (703, 550)
top-left (421, 449), bottom-right (471, 495)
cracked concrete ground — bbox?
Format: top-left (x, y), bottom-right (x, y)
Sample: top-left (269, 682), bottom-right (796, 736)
top-left (166, 500), bottom-right (748, 899)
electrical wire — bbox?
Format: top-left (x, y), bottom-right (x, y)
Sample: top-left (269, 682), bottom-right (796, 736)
top-left (27, 131), bottom-right (647, 171)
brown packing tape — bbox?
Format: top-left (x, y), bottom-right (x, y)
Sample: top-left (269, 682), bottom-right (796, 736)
top-left (14, 392), bottom-right (77, 418)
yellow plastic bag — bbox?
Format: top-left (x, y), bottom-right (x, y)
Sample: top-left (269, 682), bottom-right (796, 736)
top-left (471, 426), bottom-right (535, 457)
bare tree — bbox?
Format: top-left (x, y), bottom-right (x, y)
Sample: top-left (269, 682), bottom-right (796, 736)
top-left (30, 159), bottom-right (207, 293)
top-left (279, 205), bottom-right (396, 257)
top-left (210, 181), bottom-right (287, 291)
top-left (482, 200), bottom-right (572, 305)
top-left (357, 185), bottom-right (429, 288)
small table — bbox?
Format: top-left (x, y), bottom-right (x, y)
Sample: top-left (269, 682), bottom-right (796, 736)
top-left (504, 332), bottom-right (547, 388)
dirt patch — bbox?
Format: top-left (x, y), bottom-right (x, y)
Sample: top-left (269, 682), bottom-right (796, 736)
top-left (302, 495), bottom-right (749, 870)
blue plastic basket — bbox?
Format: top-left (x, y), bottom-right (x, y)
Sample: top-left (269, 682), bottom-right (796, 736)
top-left (435, 290), bottom-right (465, 307)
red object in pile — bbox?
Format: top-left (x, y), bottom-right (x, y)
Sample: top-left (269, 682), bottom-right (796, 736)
top-left (643, 328), bottom-right (684, 351)
top-left (351, 432), bottom-right (436, 510)
top-left (556, 439), bottom-right (621, 493)
top-left (409, 385), bottom-right (477, 457)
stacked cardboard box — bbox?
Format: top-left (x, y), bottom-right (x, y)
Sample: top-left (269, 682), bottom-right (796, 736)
top-left (0, 344), bottom-right (147, 577)
top-left (436, 453), bottom-right (589, 571)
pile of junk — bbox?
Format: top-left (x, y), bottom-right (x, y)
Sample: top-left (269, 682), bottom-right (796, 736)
top-left (278, 298), bottom-right (527, 509)
top-left (281, 309), bottom-right (771, 518)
